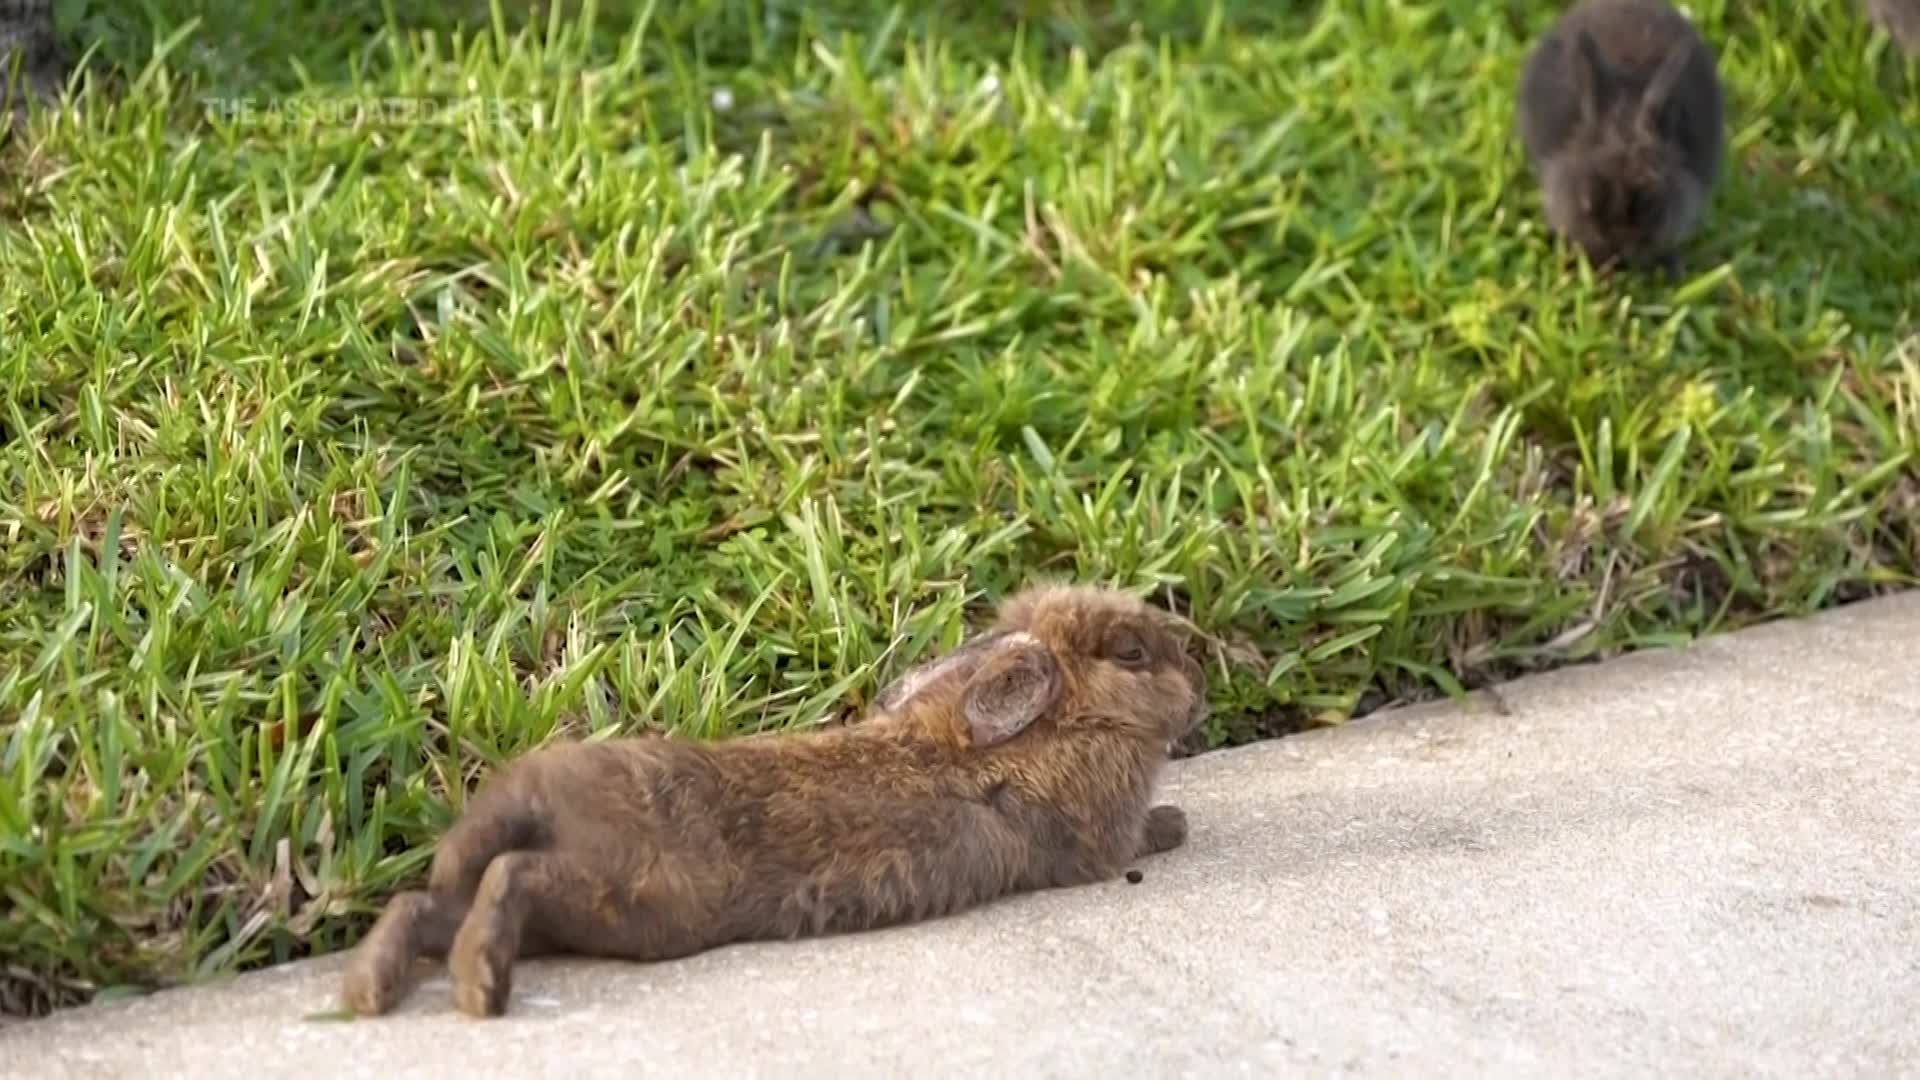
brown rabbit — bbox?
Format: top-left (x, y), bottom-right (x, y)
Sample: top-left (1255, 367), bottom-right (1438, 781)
top-left (340, 584), bottom-right (1207, 1019)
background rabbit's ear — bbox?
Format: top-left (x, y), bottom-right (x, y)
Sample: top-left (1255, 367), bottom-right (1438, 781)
top-left (1572, 30), bottom-right (1611, 124)
top-left (962, 636), bottom-right (1061, 747)
top-left (872, 631), bottom-right (1005, 715)
top-left (1639, 40), bottom-right (1692, 132)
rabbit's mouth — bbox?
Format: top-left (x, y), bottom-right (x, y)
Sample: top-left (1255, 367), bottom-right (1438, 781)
top-left (1178, 655), bottom-right (1210, 734)
top-left (1177, 698), bottom-right (1208, 744)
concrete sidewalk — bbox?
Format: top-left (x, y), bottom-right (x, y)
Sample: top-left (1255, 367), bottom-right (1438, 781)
top-left (6, 593), bottom-right (1918, 1079)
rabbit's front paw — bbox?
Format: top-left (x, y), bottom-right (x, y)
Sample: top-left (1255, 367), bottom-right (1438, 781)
top-left (1139, 804), bottom-right (1188, 857)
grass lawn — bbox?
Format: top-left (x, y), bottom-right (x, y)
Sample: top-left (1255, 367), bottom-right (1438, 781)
top-left (2, 0), bottom-right (1916, 1016)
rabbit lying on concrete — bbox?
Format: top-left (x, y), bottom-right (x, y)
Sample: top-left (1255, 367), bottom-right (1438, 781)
top-left (341, 584), bottom-right (1207, 1018)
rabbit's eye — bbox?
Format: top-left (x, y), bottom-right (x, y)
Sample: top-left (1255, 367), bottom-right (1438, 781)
top-left (1104, 628), bottom-right (1151, 668)
top-left (1626, 188), bottom-right (1655, 225)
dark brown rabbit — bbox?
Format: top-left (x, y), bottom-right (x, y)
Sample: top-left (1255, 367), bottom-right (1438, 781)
top-left (1516, 0), bottom-right (1726, 273)
top-left (1867, 0), bottom-right (1920, 56)
top-left (1, 0), bottom-right (63, 117)
top-left (340, 584), bottom-right (1207, 1019)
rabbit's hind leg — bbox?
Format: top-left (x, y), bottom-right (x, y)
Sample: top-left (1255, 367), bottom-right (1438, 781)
top-left (427, 794), bottom-right (549, 900)
top-left (446, 850), bottom-right (706, 1018)
top-left (341, 890), bottom-right (467, 1016)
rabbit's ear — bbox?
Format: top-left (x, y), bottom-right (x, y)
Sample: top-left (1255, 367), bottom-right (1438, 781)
top-left (1639, 40), bottom-right (1692, 133)
top-left (1571, 30), bottom-right (1612, 124)
top-left (961, 633), bottom-right (1061, 747)
top-left (872, 631), bottom-right (1006, 715)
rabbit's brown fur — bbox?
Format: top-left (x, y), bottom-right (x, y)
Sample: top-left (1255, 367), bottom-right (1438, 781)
top-left (341, 584), bottom-right (1205, 1019)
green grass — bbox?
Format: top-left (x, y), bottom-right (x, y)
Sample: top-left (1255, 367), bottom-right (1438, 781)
top-left (2, 0), bottom-right (1916, 1016)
